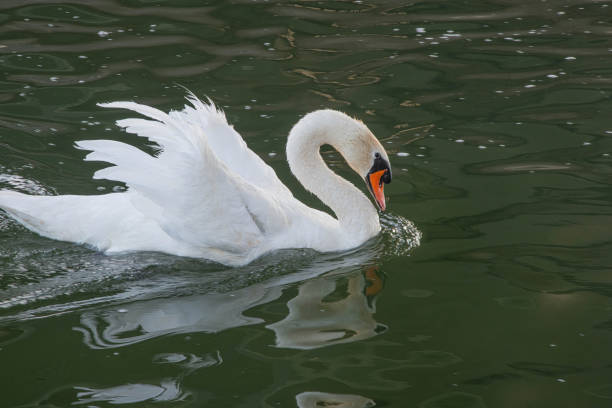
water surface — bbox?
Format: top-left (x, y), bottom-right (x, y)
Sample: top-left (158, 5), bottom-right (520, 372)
top-left (1, 0), bottom-right (612, 407)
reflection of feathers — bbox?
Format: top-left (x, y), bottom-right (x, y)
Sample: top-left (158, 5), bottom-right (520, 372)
top-left (73, 247), bottom-right (381, 350)
top-left (267, 273), bottom-right (385, 349)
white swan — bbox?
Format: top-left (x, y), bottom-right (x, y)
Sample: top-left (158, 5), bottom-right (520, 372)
top-left (0, 94), bottom-right (392, 266)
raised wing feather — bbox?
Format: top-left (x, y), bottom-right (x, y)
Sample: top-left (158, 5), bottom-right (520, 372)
top-left (78, 96), bottom-right (292, 254)
top-left (100, 94), bottom-right (293, 199)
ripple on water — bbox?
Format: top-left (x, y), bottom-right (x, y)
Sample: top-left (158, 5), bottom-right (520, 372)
top-left (380, 213), bottom-right (422, 257)
top-left (0, 53), bottom-right (74, 73)
top-left (0, 171), bottom-right (54, 195)
top-left (153, 351), bottom-right (223, 373)
top-left (0, 325), bottom-right (30, 346)
top-left (419, 392), bottom-right (486, 408)
top-left (74, 379), bottom-right (188, 405)
top-left (585, 384), bottom-right (612, 399)
top-left (495, 296), bottom-right (537, 309)
top-left (15, 4), bottom-right (117, 24)
top-left (404, 350), bottom-right (463, 368)
top-left (401, 289), bottom-right (433, 298)
top-left (296, 392), bottom-right (375, 408)
top-left (508, 362), bottom-right (582, 377)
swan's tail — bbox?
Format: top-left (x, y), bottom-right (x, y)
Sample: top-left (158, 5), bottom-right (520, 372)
top-left (0, 190), bottom-right (197, 256)
top-left (0, 190), bottom-right (49, 234)
top-left (0, 190), bottom-right (86, 241)
top-left (0, 190), bottom-right (141, 250)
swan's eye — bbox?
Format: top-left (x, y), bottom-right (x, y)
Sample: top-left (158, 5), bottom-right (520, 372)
top-left (374, 152), bottom-right (381, 159)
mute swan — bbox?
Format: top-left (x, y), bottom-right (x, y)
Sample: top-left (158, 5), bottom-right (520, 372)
top-left (0, 94), bottom-right (392, 266)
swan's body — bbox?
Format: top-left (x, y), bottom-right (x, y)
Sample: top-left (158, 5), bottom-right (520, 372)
top-left (0, 95), bottom-right (392, 266)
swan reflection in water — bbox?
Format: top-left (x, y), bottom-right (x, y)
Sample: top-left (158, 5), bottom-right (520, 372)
top-left (71, 220), bottom-right (419, 407)
top-left (267, 266), bottom-right (385, 349)
top-left (75, 247), bottom-right (386, 351)
top-left (73, 261), bottom-right (384, 406)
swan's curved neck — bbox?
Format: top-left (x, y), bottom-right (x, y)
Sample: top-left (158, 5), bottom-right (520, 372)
top-left (286, 110), bottom-right (379, 238)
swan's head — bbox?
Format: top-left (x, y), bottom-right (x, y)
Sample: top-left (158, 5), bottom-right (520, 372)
top-left (364, 150), bottom-right (392, 211)
top-left (326, 112), bottom-right (393, 211)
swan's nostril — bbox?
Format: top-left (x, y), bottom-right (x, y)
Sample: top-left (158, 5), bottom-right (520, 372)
top-left (382, 170), bottom-right (392, 184)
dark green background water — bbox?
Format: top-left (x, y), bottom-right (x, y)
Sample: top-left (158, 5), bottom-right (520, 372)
top-left (1, 0), bottom-right (612, 407)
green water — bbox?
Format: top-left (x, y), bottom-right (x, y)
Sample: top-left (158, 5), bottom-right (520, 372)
top-left (1, 0), bottom-right (612, 406)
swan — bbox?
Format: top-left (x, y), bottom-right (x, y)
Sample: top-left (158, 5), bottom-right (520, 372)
top-left (0, 93), bottom-right (392, 266)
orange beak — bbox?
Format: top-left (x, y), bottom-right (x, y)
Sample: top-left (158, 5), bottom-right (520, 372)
top-left (367, 169), bottom-right (387, 211)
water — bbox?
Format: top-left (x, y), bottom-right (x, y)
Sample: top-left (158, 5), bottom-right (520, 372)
top-left (1, 0), bottom-right (612, 406)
